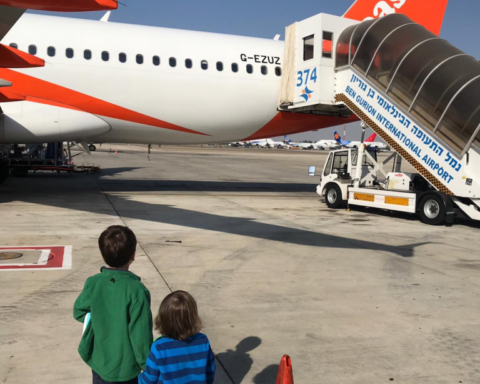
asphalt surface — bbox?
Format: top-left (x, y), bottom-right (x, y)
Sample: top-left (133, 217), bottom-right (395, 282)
top-left (1, 144), bottom-right (479, 384)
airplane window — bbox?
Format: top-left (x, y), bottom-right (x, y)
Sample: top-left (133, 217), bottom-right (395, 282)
top-left (153, 56), bottom-right (160, 66)
top-left (84, 50), bottom-right (92, 60)
top-left (29, 45), bottom-right (37, 55)
top-left (102, 51), bottom-right (109, 62)
top-left (9, 43), bottom-right (17, 49)
top-left (216, 61), bottom-right (223, 71)
top-left (201, 60), bottom-right (208, 70)
top-left (275, 67), bottom-right (282, 76)
top-left (185, 59), bottom-right (192, 68)
top-left (66, 48), bottom-right (74, 59)
top-left (246, 64), bottom-right (253, 74)
top-left (119, 52), bottom-right (126, 63)
top-left (136, 54), bottom-right (144, 64)
top-left (232, 63), bottom-right (238, 73)
top-left (169, 57), bottom-right (176, 67)
top-left (261, 65), bottom-right (268, 75)
top-left (47, 46), bottom-right (56, 57)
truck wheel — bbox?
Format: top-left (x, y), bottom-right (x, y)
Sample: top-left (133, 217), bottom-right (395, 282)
top-left (325, 184), bottom-right (343, 209)
top-left (419, 195), bottom-right (446, 225)
top-left (0, 161), bottom-right (8, 184)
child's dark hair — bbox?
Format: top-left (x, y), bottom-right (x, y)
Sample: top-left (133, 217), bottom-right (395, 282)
top-left (155, 291), bottom-right (202, 341)
top-left (98, 226), bottom-right (137, 268)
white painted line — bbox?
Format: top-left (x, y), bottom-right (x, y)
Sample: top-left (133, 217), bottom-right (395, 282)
top-left (0, 245), bottom-right (73, 271)
top-left (0, 249), bottom-right (51, 267)
top-left (63, 245), bottom-right (73, 270)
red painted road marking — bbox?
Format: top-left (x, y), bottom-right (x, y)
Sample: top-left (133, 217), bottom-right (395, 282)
top-left (0, 246), bottom-right (72, 271)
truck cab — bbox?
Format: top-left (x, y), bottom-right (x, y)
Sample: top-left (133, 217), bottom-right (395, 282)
top-left (309, 148), bottom-right (377, 208)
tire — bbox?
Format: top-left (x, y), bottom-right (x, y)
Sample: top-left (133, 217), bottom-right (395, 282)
top-left (325, 184), bottom-right (343, 209)
top-left (419, 195), bottom-right (446, 225)
top-left (11, 167), bottom-right (29, 177)
top-left (89, 144), bottom-right (97, 152)
top-left (0, 161), bottom-right (8, 184)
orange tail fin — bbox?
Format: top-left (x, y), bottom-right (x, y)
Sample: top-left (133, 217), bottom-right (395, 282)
top-left (343, 0), bottom-right (449, 35)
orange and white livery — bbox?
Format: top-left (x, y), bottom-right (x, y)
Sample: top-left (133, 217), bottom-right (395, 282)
top-left (0, 0), bottom-right (448, 145)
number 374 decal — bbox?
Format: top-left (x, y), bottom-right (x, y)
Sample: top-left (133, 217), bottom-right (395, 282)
top-left (297, 67), bottom-right (318, 87)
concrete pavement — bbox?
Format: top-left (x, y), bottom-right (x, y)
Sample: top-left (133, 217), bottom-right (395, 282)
top-left (1, 145), bottom-right (479, 384)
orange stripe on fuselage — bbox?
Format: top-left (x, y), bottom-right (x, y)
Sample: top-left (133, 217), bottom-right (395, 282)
top-left (0, 69), bottom-right (208, 136)
top-left (243, 112), bottom-right (359, 141)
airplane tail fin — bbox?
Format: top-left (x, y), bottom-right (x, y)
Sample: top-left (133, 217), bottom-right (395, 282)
top-left (334, 131), bottom-right (343, 144)
top-left (365, 132), bottom-right (377, 143)
top-left (343, 0), bottom-right (449, 35)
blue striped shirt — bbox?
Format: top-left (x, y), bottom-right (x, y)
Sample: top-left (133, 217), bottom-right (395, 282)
top-left (138, 333), bottom-right (215, 384)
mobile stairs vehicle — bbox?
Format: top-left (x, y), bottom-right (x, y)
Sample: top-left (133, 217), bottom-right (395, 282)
top-left (278, 12), bottom-right (480, 225)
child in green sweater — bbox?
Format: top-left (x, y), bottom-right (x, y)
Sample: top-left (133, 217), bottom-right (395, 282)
top-left (74, 226), bottom-right (153, 383)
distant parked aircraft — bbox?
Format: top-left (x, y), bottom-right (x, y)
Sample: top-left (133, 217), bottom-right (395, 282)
top-left (333, 131), bottom-right (387, 150)
top-left (249, 138), bottom-right (288, 148)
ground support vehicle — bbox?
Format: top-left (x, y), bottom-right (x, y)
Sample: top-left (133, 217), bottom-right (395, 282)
top-left (309, 139), bottom-right (453, 225)
top-left (0, 142), bottom-right (100, 182)
top-left (279, 13), bottom-right (480, 225)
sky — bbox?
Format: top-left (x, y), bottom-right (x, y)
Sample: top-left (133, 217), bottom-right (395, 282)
top-left (28, 0), bottom-right (479, 142)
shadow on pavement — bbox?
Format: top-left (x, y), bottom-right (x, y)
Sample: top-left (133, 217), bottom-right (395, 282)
top-left (216, 336), bottom-right (262, 384)
top-left (253, 364), bottom-right (279, 384)
top-left (97, 167), bottom-right (143, 177)
top-left (106, 194), bottom-right (426, 257)
top-left (0, 177), bottom-right (429, 256)
top-left (97, 179), bottom-right (317, 193)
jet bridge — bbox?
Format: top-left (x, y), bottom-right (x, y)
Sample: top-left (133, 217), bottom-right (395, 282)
top-left (279, 12), bottom-right (480, 221)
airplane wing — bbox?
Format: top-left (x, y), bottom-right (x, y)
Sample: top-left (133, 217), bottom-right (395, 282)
top-left (0, 0), bottom-right (117, 41)
top-left (0, 0), bottom-right (118, 99)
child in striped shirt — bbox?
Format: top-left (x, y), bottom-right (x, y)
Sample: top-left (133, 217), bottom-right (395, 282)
top-left (139, 291), bottom-right (216, 384)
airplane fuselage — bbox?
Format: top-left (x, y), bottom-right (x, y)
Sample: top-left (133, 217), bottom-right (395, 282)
top-left (0, 14), bottom-right (355, 145)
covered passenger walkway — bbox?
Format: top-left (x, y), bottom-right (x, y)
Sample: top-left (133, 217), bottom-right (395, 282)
top-left (335, 13), bottom-right (480, 158)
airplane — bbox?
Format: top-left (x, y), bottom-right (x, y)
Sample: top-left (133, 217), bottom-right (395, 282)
top-left (333, 131), bottom-right (388, 151)
top-left (248, 138), bottom-right (288, 148)
top-left (366, 139), bottom-right (389, 152)
top-left (291, 142), bottom-right (315, 150)
top-left (281, 135), bottom-right (316, 150)
top-left (314, 139), bottom-right (341, 150)
top-left (228, 141), bottom-right (245, 147)
top-left (0, 0), bottom-right (448, 183)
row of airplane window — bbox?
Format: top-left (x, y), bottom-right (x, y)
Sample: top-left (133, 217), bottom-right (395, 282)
top-left (9, 43), bottom-right (282, 76)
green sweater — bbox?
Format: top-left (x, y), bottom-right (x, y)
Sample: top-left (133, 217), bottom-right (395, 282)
top-left (74, 267), bottom-right (153, 382)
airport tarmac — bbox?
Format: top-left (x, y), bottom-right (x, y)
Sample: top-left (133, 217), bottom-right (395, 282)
top-left (1, 145), bottom-right (480, 384)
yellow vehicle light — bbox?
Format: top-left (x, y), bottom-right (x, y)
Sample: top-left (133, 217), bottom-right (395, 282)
top-left (354, 193), bottom-right (374, 202)
top-left (385, 196), bottom-right (409, 206)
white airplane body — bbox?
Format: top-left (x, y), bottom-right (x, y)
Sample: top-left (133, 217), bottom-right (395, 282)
top-left (249, 138), bottom-right (287, 148)
top-left (314, 140), bottom-right (341, 150)
top-left (0, 0), bottom-right (449, 149)
top-left (366, 141), bottom-right (388, 151)
top-left (342, 140), bottom-right (387, 150)
top-left (0, 13), bottom-right (358, 145)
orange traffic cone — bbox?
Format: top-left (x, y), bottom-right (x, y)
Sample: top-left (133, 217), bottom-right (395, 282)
top-left (115, 150), bottom-right (118, 155)
top-left (275, 355), bottom-right (293, 384)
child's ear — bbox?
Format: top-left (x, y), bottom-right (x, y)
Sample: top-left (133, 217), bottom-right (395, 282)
top-left (132, 252), bottom-right (136, 262)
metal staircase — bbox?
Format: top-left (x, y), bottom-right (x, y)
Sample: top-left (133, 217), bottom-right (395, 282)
top-left (333, 13), bottom-right (480, 200)
top-left (279, 13), bottom-right (480, 219)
